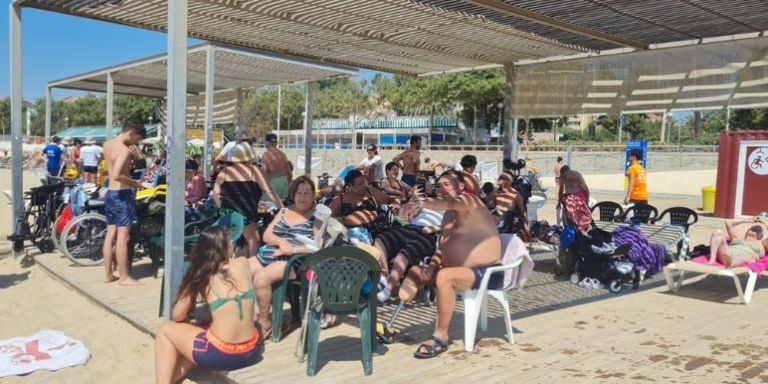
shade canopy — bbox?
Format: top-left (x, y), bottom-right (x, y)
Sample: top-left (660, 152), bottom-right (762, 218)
top-left (47, 43), bottom-right (357, 98)
top-left (514, 36), bottom-right (768, 117)
top-left (17, 0), bottom-right (768, 76)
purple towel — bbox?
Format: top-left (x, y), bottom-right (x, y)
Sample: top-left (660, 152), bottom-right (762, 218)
top-left (611, 226), bottom-right (667, 276)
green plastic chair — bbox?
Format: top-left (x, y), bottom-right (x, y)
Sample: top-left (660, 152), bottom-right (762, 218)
top-left (270, 253), bottom-right (310, 342)
top-left (211, 212), bottom-right (245, 246)
top-left (157, 213), bottom-right (241, 316)
top-left (303, 246), bottom-right (380, 376)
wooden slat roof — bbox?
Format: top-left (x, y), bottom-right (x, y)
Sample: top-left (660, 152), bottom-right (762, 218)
top-left (47, 43), bottom-right (356, 98)
top-left (17, 0), bottom-right (768, 75)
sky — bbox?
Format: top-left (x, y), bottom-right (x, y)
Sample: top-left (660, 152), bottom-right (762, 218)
top-left (0, 8), bottom-right (381, 101)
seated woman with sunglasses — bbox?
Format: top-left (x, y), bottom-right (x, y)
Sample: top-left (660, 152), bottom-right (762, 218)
top-left (330, 170), bottom-right (399, 230)
top-left (154, 226), bottom-right (260, 384)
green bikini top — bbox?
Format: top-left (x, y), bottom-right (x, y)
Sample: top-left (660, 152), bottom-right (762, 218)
top-left (208, 286), bottom-right (254, 320)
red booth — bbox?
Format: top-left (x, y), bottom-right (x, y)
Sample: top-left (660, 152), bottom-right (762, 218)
top-left (715, 130), bottom-right (768, 218)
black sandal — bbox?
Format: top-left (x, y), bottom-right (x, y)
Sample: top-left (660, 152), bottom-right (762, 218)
top-left (413, 336), bottom-right (448, 359)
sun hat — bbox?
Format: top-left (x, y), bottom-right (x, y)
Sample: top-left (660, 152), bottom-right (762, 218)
top-left (230, 142), bottom-right (255, 163)
top-left (84, 137), bottom-right (96, 145)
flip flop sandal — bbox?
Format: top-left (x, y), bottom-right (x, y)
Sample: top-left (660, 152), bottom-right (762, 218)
top-left (413, 336), bottom-right (448, 359)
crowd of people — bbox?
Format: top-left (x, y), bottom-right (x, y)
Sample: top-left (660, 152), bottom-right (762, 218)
top-left (39, 125), bottom-right (768, 382)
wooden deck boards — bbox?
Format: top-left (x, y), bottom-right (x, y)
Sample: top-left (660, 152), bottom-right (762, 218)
top-left (35, 250), bottom-right (768, 383)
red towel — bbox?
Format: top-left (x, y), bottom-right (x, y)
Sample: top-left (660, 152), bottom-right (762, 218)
top-left (691, 255), bottom-right (768, 274)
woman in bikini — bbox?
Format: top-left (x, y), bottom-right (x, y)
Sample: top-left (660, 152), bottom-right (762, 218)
top-left (251, 176), bottom-right (324, 336)
top-left (330, 169), bottom-right (398, 228)
top-left (486, 172), bottom-right (531, 241)
top-left (379, 162), bottom-right (413, 203)
top-left (708, 216), bottom-right (768, 267)
top-left (155, 226), bottom-right (260, 384)
top-left (213, 142), bottom-right (283, 256)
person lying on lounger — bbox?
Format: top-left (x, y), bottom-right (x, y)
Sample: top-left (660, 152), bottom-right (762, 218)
top-left (708, 216), bottom-right (768, 267)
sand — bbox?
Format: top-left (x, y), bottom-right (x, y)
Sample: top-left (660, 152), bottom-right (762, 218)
top-left (0, 254), bottom-right (156, 383)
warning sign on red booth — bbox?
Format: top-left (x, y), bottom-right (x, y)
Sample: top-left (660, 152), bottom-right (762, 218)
top-left (740, 145), bottom-right (768, 216)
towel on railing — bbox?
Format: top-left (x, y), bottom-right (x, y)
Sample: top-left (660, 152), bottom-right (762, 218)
top-left (500, 234), bottom-right (534, 291)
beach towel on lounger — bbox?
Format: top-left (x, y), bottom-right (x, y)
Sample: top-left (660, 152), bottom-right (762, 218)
top-left (0, 330), bottom-right (90, 377)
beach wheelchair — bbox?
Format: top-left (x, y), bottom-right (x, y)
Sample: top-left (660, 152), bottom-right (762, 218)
top-left (6, 177), bottom-right (72, 253)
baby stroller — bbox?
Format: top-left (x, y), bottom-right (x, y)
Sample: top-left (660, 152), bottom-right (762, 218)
top-left (569, 227), bottom-right (636, 293)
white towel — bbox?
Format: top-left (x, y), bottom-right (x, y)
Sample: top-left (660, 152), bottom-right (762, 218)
top-left (500, 234), bottom-right (535, 291)
top-left (0, 330), bottom-right (90, 377)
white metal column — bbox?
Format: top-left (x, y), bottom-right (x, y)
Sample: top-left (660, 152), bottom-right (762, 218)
top-left (106, 72), bottom-right (114, 139)
top-left (204, 45), bottom-right (215, 182)
top-left (9, 4), bottom-right (23, 231)
top-left (163, 0), bottom-right (188, 320)
top-left (303, 82), bottom-right (314, 175)
top-left (503, 64), bottom-right (517, 163)
top-left (276, 84), bottom-right (282, 144)
top-left (45, 87), bottom-right (52, 142)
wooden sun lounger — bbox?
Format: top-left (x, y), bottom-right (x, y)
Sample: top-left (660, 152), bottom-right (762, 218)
top-left (663, 261), bottom-right (768, 304)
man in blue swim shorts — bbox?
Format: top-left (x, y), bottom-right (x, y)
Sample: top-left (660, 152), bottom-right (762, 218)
top-left (399, 170), bottom-right (502, 358)
top-left (393, 135), bottom-right (422, 187)
top-left (101, 121), bottom-right (147, 286)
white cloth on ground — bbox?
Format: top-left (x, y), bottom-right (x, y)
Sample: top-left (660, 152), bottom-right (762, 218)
top-left (0, 330), bottom-right (90, 377)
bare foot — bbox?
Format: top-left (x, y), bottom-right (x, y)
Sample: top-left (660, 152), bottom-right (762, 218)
top-left (105, 275), bottom-right (118, 283)
top-left (257, 320), bottom-right (272, 339)
top-left (118, 277), bottom-right (144, 286)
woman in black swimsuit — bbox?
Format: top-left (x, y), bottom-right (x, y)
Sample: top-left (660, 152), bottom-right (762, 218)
top-left (379, 162), bottom-right (413, 203)
top-left (213, 142), bottom-right (283, 256)
top-left (330, 170), bottom-right (397, 227)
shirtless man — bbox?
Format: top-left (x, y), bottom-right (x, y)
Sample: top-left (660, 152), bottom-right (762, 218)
top-left (400, 170), bottom-right (501, 358)
top-left (392, 135), bottom-right (422, 187)
top-left (554, 156), bottom-right (564, 192)
top-left (260, 133), bottom-right (292, 200)
top-left (101, 121), bottom-right (147, 285)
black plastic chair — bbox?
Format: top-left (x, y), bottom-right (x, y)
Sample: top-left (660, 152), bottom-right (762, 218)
top-left (619, 203), bottom-right (659, 224)
top-left (652, 207), bottom-right (699, 232)
top-left (590, 201), bottom-right (624, 222)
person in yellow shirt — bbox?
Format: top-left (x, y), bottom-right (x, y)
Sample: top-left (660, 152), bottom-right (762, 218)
top-left (624, 149), bottom-right (648, 204)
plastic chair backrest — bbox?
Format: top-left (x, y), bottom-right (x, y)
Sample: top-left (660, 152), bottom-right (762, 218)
top-left (213, 212), bottom-right (245, 246)
top-left (591, 201), bottom-right (623, 222)
top-left (625, 203), bottom-right (658, 224)
top-left (657, 207), bottom-right (698, 232)
top-left (302, 246), bottom-right (381, 314)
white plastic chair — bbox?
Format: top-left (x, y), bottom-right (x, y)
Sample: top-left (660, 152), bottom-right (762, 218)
top-left (458, 257), bottom-right (523, 352)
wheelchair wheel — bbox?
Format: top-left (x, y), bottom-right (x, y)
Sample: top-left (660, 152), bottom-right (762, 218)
top-left (60, 213), bottom-right (108, 266)
top-left (422, 285), bottom-right (437, 307)
top-left (38, 239), bottom-right (55, 254)
top-left (608, 280), bottom-right (623, 294)
top-left (12, 240), bottom-right (24, 253)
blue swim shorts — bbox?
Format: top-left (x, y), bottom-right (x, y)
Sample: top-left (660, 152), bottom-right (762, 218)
top-left (471, 264), bottom-right (504, 290)
top-left (401, 174), bottom-right (417, 187)
top-left (105, 189), bottom-right (136, 227)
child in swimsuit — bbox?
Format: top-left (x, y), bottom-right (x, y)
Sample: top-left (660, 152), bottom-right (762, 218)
top-left (154, 226), bottom-right (261, 383)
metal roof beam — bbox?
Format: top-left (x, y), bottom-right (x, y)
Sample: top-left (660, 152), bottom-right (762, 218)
top-left (462, 0), bottom-right (649, 50)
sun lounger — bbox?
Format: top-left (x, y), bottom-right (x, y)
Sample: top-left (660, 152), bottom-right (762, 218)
top-left (663, 257), bottom-right (768, 304)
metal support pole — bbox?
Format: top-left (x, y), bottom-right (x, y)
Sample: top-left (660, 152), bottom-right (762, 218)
top-left (106, 72), bottom-right (114, 139)
top-left (10, 4), bottom-right (23, 230)
top-left (276, 84), bottom-right (282, 144)
top-left (660, 112), bottom-right (667, 143)
top-left (303, 82), bottom-right (314, 175)
top-left (163, 0), bottom-right (188, 320)
top-left (502, 64), bottom-right (517, 163)
top-left (204, 45), bottom-right (215, 182)
top-left (235, 87), bottom-right (243, 132)
top-left (45, 87), bottom-right (52, 142)
top-left (618, 115), bottom-right (623, 143)
top-left (726, 106), bottom-right (731, 132)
